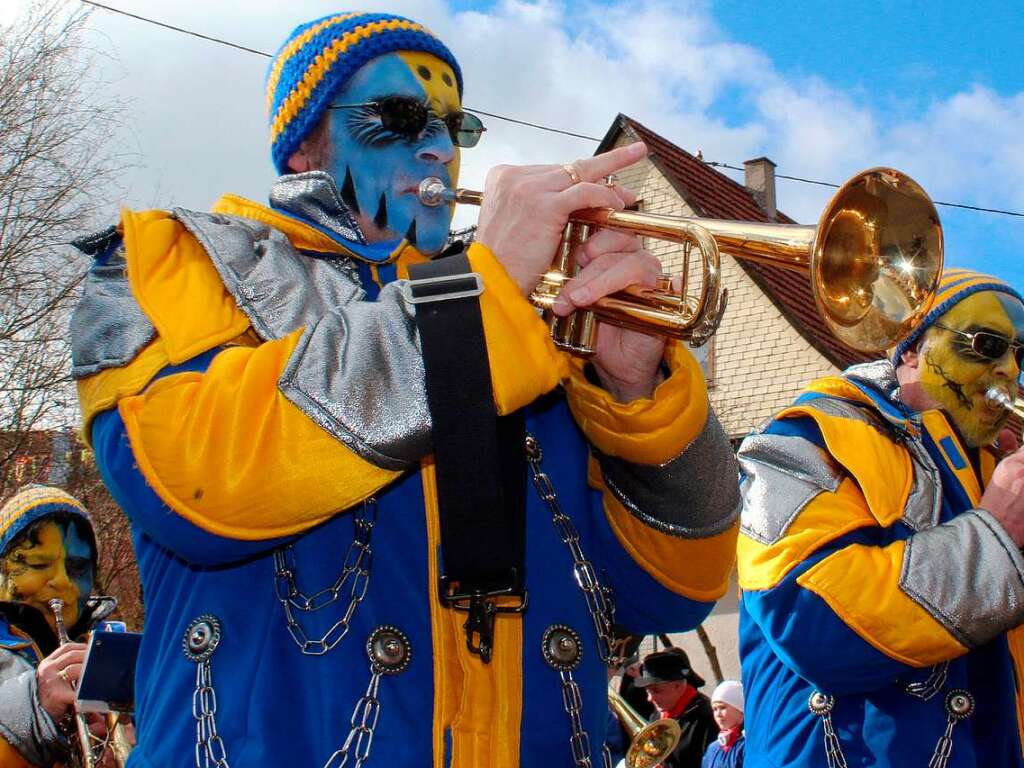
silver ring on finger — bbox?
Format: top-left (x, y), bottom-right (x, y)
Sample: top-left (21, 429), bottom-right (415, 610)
top-left (603, 174), bottom-right (618, 188)
top-left (562, 162), bottom-right (582, 186)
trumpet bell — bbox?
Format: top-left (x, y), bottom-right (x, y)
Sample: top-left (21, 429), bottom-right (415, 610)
top-left (813, 168), bottom-right (943, 353)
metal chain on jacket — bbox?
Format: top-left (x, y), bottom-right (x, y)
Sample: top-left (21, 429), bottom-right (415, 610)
top-left (193, 658), bottom-right (230, 768)
top-left (928, 690), bottom-right (975, 768)
top-left (183, 616), bottom-right (229, 768)
top-left (542, 625), bottom-right (594, 768)
top-left (322, 626), bottom-right (413, 768)
top-left (810, 687), bottom-right (975, 768)
top-left (525, 434), bottom-right (616, 661)
top-left (273, 499), bottom-right (376, 655)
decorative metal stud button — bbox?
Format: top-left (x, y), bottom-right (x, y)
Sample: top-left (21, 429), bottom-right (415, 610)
top-left (182, 615), bottom-right (222, 663)
top-left (944, 689), bottom-right (975, 720)
top-left (367, 625), bottom-right (412, 675)
top-left (524, 434), bottom-right (542, 462)
top-left (807, 691), bottom-right (835, 716)
top-left (542, 624), bottom-right (582, 671)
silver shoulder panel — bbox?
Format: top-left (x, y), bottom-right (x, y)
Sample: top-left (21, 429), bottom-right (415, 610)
top-left (899, 509), bottom-right (1024, 648)
top-left (70, 243), bottom-right (156, 379)
top-left (0, 650), bottom-right (64, 766)
top-left (278, 281), bottom-right (431, 470)
top-left (738, 432), bottom-right (843, 545)
top-left (175, 208), bottom-right (430, 469)
top-left (173, 208), bottom-right (364, 341)
top-left (597, 410), bottom-right (740, 539)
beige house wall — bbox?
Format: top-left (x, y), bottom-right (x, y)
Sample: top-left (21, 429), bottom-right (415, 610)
top-left (611, 134), bottom-right (840, 438)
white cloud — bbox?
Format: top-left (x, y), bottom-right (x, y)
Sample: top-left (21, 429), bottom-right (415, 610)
top-left (15, 0), bottom-right (1019, 242)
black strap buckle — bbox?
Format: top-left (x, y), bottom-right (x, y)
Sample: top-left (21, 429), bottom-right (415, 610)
top-left (440, 579), bottom-right (528, 663)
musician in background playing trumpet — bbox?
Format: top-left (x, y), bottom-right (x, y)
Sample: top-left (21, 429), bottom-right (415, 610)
top-left (0, 486), bottom-right (101, 767)
top-left (737, 268), bottom-right (1024, 767)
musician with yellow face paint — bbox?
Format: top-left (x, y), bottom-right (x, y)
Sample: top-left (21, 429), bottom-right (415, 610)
top-left (736, 268), bottom-right (1024, 767)
top-left (0, 485), bottom-right (101, 768)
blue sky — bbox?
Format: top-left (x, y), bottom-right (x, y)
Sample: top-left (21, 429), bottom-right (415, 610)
top-left (7, 0), bottom-right (1019, 290)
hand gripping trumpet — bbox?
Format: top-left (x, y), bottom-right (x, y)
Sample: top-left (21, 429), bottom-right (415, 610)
top-left (419, 167), bottom-right (943, 356)
top-left (47, 598), bottom-right (132, 768)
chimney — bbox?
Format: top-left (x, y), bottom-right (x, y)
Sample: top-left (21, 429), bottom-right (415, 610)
top-left (744, 157), bottom-right (777, 220)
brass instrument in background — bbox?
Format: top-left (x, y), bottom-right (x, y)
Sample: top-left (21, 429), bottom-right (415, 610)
top-left (987, 387), bottom-right (1024, 420)
top-left (48, 598), bottom-right (133, 768)
top-left (608, 687), bottom-right (681, 768)
top-left (419, 167), bottom-right (943, 356)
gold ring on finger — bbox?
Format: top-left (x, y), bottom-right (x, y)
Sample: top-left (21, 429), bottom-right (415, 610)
top-left (562, 163), bottom-right (582, 186)
top-left (603, 174), bottom-right (618, 188)
top-left (57, 668), bottom-right (72, 685)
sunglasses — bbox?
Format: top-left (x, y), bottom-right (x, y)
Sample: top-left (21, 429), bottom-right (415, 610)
top-left (329, 95), bottom-right (486, 148)
top-left (933, 322), bottom-right (1024, 367)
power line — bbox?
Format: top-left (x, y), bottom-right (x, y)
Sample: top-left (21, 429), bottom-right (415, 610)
top-left (79, 0), bottom-right (1024, 220)
top-left (80, 0), bottom-right (271, 58)
top-left (707, 162), bottom-right (1024, 217)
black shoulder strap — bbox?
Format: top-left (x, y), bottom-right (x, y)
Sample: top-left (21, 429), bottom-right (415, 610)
top-left (407, 254), bottom-right (526, 662)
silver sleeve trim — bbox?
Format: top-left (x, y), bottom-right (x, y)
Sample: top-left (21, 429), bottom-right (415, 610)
top-left (738, 433), bottom-right (843, 545)
top-left (597, 410), bottom-right (741, 539)
top-left (70, 244), bottom-right (156, 379)
top-left (900, 509), bottom-right (1024, 648)
top-left (0, 652), bottom-right (65, 766)
top-left (278, 282), bottom-right (430, 470)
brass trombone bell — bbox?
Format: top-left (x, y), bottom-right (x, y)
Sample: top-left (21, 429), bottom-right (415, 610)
top-left (607, 687), bottom-right (682, 768)
top-left (418, 166), bottom-right (943, 355)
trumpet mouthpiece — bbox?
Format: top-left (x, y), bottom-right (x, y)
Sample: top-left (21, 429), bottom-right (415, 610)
top-left (987, 387), bottom-right (1012, 410)
top-left (418, 177), bottom-right (451, 207)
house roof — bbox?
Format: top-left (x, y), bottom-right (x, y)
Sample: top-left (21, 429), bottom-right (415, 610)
top-left (596, 114), bottom-right (873, 371)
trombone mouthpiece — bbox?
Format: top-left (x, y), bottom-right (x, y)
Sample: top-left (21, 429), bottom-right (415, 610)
top-left (418, 177), bottom-right (452, 207)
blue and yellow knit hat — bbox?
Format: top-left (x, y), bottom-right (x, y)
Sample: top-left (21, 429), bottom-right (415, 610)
top-left (893, 267), bottom-right (1024, 362)
top-left (0, 484), bottom-right (96, 559)
top-left (266, 12), bottom-right (464, 175)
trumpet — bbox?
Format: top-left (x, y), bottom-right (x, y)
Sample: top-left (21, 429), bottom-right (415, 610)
top-left (608, 687), bottom-right (681, 768)
top-left (986, 387), bottom-right (1024, 420)
top-left (419, 167), bottom-right (943, 356)
top-left (47, 598), bottom-right (132, 768)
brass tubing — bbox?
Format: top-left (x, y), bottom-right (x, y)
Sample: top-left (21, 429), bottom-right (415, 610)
top-left (418, 166), bottom-right (943, 355)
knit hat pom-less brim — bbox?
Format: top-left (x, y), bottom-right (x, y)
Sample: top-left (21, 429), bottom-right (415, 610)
top-left (266, 12), bottom-right (463, 175)
top-left (892, 268), bottom-right (1024, 363)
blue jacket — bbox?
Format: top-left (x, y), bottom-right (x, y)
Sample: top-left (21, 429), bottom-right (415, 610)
top-left (72, 176), bottom-right (741, 768)
top-left (702, 736), bottom-right (745, 768)
top-left (736, 361), bottom-right (1024, 767)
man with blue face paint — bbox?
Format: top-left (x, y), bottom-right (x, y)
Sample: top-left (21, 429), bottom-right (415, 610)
top-left (0, 485), bottom-right (101, 767)
top-left (736, 268), bottom-right (1024, 767)
top-left (70, 12), bottom-right (740, 767)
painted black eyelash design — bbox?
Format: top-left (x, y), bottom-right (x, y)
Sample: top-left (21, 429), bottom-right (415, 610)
top-left (344, 99), bottom-right (446, 147)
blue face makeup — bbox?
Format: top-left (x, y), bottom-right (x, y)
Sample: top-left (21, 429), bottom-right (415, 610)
top-left (62, 521), bottom-right (95, 610)
top-left (325, 53), bottom-right (460, 256)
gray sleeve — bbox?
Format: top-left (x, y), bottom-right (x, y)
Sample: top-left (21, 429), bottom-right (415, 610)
top-left (900, 509), bottom-right (1024, 648)
top-left (0, 651), bottom-right (66, 766)
top-left (737, 431), bottom-right (844, 545)
top-left (69, 242), bottom-right (156, 379)
top-left (596, 409), bottom-right (741, 538)
top-left (278, 280), bottom-right (430, 471)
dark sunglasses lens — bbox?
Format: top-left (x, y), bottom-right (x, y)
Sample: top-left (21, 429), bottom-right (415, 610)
top-left (972, 332), bottom-right (1010, 360)
top-left (447, 111), bottom-right (485, 148)
top-left (377, 96), bottom-right (428, 137)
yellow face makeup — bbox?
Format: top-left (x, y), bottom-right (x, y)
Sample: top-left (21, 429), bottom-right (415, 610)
top-left (0, 521), bottom-right (93, 632)
top-left (398, 50), bottom-right (463, 189)
top-left (919, 291), bottom-right (1024, 447)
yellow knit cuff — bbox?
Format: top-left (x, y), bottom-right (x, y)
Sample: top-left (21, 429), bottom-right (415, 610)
top-left (564, 341), bottom-right (709, 464)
